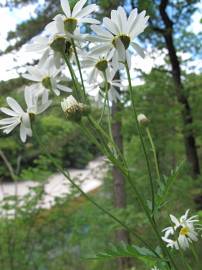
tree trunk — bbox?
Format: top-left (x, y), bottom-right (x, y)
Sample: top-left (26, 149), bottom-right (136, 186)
top-left (159, 0), bottom-right (200, 178)
top-left (112, 101), bottom-right (132, 270)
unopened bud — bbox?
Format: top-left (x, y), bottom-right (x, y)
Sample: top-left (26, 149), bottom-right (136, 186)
top-left (61, 95), bottom-right (89, 121)
top-left (137, 114), bottom-right (149, 125)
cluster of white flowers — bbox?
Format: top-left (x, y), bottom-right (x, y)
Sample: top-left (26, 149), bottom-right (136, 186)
top-left (0, 0), bottom-right (148, 142)
top-left (162, 209), bottom-right (200, 250)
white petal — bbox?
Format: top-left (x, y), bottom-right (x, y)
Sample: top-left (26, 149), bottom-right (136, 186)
top-left (55, 14), bottom-right (65, 33)
top-left (103, 17), bottom-right (119, 35)
top-left (79, 18), bottom-right (100, 24)
top-left (60, 0), bottom-right (71, 17)
top-left (54, 53), bottom-right (62, 69)
top-left (0, 117), bottom-right (18, 125)
top-left (38, 49), bottom-right (50, 68)
top-left (20, 124), bottom-right (27, 143)
top-left (7, 97), bottom-right (24, 114)
top-left (170, 214), bottom-right (180, 227)
top-left (131, 42), bottom-right (145, 58)
top-left (111, 10), bottom-right (121, 32)
top-left (130, 11), bottom-right (149, 39)
top-left (72, 0), bottom-right (87, 17)
top-left (91, 25), bottom-right (113, 39)
top-left (1, 121), bottom-right (19, 134)
top-left (57, 84), bottom-right (72, 92)
top-left (118, 7), bottom-right (127, 33)
top-left (76, 4), bottom-right (98, 19)
top-left (1, 108), bottom-right (18, 116)
top-left (128, 9), bottom-right (138, 32)
top-left (90, 44), bottom-right (112, 55)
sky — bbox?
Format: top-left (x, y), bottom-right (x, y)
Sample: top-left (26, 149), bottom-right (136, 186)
top-left (0, 0), bottom-right (201, 82)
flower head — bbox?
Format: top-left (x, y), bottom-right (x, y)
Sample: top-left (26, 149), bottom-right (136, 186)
top-left (60, 0), bottom-right (99, 33)
top-left (25, 86), bottom-right (52, 115)
top-left (23, 60), bottom-right (72, 96)
top-left (80, 48), bottom-right (117, 84)
top-left (87, 68), bottom-right (123, 103)
top-left (0, 97), bottom-right (32, 143)
top-left (162, 209), bottom-right (200, 250)
top-left (0, 87), bottom-right (52, 142)
top-left (90, 7), bottom-right (149, 66)
top-left (45, 0), bottom-right (99, 42)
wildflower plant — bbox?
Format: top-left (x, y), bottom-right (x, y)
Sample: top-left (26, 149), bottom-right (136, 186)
top-left (0, 1), bottom-right (201, 269)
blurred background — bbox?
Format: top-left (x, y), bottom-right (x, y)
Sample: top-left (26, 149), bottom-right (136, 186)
top-left (0, 0), bottom-right (202, 269)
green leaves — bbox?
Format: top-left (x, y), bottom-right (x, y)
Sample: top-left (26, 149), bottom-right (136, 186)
top-left (156, 161), bottom-right (185, 209)
top-left (89, 243), bottom-right (163, 267)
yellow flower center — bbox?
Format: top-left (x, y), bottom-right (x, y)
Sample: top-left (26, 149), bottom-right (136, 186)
top-left (180, 227), bottom-right (189, 236)
top-left (112, 34), bottom-right (131, 49)
top-left (42, 76), bottom-right (51, 90)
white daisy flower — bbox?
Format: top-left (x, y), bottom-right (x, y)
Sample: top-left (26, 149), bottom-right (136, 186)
top-left (23, 60), bottom-right (72, 96)
top-left (46, 0), bottom-right (99, 39)
top-left (87, 68), bottom-right (123, 103)
top-left (60, 0), bottom-right (99, 32)
top-left (0, 98), bottom-right (32, 143)
top-left (0, 87), bottom-right (52, 142)
top-left (90, 7), bottom-right (149, 66)
top-left (80, 48), bottom-right (117, 84)
top-left (162, 209), bottom-right (200, 250)
top-left (25, 35), bottom-right (62, 68)
top-left (25, 86), bottom-right (52, 115)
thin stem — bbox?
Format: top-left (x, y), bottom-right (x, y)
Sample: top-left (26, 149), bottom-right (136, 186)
top-left (146, 127), bottom-right (161, 185)
top-left (125, 62), bottom-right (178, 270)
top-left (87, 116), bottom-right (176, 270)
top-left (191, 244), bottom-right (199, 264)
top-left (71, 39), bottom-right (87, 101)
top-left (98, 90), bottom-right (108, 123)
top-left (103, 71), bottom-right (114, 143)
top-left (33, 128), bottom-right (159, 257)
top-left (61, 52), bottom-right (80, 101)
top-left (125, 62), bottom-right (155, 214)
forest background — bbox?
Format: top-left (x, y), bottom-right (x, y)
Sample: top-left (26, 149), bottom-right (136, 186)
top-left (0, 0), bottom-right (202, 269)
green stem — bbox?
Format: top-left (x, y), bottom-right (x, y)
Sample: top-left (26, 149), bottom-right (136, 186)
top-left (71, 39), bottom-right (87, 101)
top-left (103, 71), bottom-right (114, 143)
top-left (98, 90), bottom-right (108, 123)
top-left (61, 52), bottom-right (80, 101)
top-left (33, 128), bottom-right (159, 258)
top-left (125, 62), bottom-right (155, 214)
top-left (87, 116), bottom-right (175, 270)
top-left (146, 127), bottom-right (161, 185)
top-left (125, 62), bottom-right (178, 270)
top-left (191, 244), bottom-right (199, 264)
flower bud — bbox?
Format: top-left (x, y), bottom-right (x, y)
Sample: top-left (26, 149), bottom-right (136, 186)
top-left (61, 95), bottom-right (89, 121)
top-left (137, 113), bottom-right (149, 125)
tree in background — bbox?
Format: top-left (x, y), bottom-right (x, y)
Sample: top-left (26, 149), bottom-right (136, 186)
top-left (130, 0), bottom-right (202, 178)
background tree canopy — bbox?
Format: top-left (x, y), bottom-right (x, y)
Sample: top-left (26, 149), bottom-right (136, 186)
top-left (0, 1), bottom-right (202, 270)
